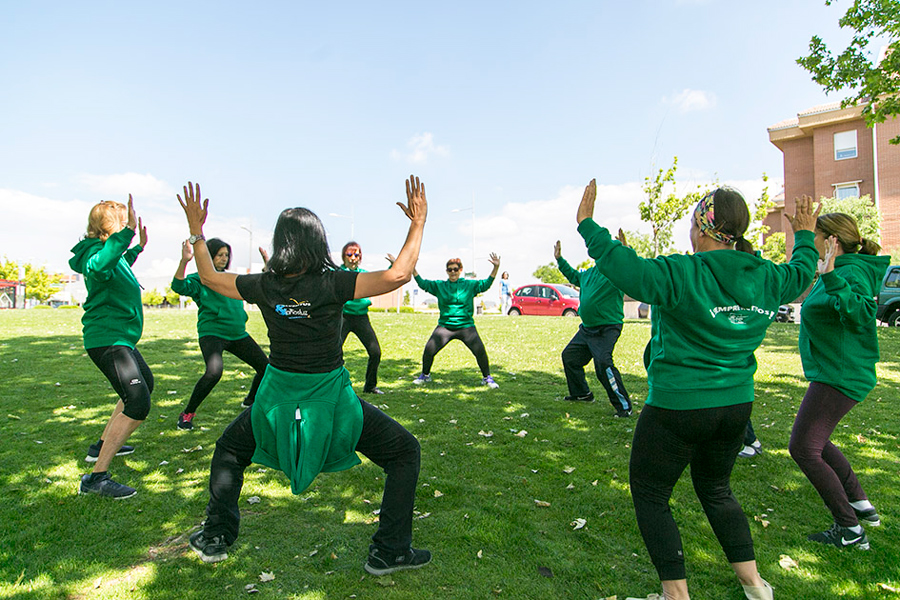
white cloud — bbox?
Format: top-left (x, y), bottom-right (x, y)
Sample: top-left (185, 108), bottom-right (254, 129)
top-left (76, 172), bottom-right (175, 202)
top-left (664, 89), bottom-right (717, 113)
top-left (390, 132), bottom-right (450, 164)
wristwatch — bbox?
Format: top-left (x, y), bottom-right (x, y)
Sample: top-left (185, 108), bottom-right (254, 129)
top-left (189, 234), bottom-right (205, 244)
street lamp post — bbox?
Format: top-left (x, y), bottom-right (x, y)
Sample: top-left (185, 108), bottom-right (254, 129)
top-left (239, 225), bottom-right (253, 274)
top-left (328, 207), bottom-right (355, 240)
top-left (451, 192), bottom-right (475, 277)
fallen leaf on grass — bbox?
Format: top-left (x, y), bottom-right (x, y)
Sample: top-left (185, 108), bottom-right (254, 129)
top-left (566, 483), bottom-right (575, 490)
top-left (247, 496), bottom-right (261, 504)
top-left (182, 445), bottom-right (203, 453)
top-left (878, 583), bottom-right (900, 593)
top-left (778, 554), bottom-right (798, 570)
top-left (563, 466), bottom-right (575, 474)
top-left (571, 518), bottom-right (586, 530)
top-left (375, 577), bottom-right (394, 587)
top-left (478, 430), bottom-right (494, 437)
top-left (537, 566), bottom-right (553, 578)
top-left (94, 577), bottom-right (102, 589)
top-left (245, 583), bottom-right (259, 593)
top-left (515, 430), bottom-right (528, 438)
top-left (534, 499), bottom-right (551, 507)
top-left (449, 419), bottom-right (458, 424)
top-left (753, 515), bottom-right (769, 528)
top-left (416, 512), bottom-right (432, 519)
top-left (309, 549), bottom-right (318, 557)
top-left (591, 480), bottom-right (598, 486)
top-left (175, 468), bottom-right (184, 474)
top-left (6, 414), bottom-right (20, 420)
top-left (477, 550), bottom-right (483, 559)
top-left (433, 490), bottom-right (444, 498)
top-left (159, 461), bottom-right (169, 466)
top-left (259, 571), bottom-right (275, 582)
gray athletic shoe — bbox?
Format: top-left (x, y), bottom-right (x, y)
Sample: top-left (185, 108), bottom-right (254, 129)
top-left (79, 473), bottom-right (137, 499)
top-left (189, 530), bottom-right (230, 563)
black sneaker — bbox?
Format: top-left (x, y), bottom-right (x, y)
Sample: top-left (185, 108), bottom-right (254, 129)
top-left (85, 441), bottom-right (135, 462)
top-left (854, 507), bottom-right (881, 527)
top-left (564, 392), bottom-right (594, 402)
top-left (364, 546), bottom-right (432, 576)
top-left (79, 472), bottom-right (137, 499)
top-left (807, 522), bottom-right (870, 550)
top-left (240, 399), bottom-right (253, 409)
top-left (614, 408), bottom-right (633, 418)
top-left (364, 387), bottom-right (385, 395)
top-left (189, 530), bottom-right (230, 563)
top-left (177, 412), bottom-right (195, 430)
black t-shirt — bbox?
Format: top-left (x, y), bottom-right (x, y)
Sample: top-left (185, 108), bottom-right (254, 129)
top-left (236, 269), bottom-right (358, 373)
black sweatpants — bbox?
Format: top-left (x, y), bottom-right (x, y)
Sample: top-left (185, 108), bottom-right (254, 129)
top-left (184, 335), bottom-right (268, 414)
top-left (422, 325), bottom-right (491, 377)
top-left (341, 313), bottom-right (382, 392)
top-left (629, 402), bottom-right (754, 581)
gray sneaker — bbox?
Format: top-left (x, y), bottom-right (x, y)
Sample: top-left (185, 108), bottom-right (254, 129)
top-left (189, 530), bottom-right (230, 563)
top-left (364, 546), bottom-right (432, 576)
top-left (807, 522), bottom-right (870, 550)
top-left (79, 473), bottom-right (137, 499)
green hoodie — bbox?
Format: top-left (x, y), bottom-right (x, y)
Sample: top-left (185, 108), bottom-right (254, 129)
top-left (171, 273), bottom-right (249, 340)
top-left (799, 253), bottom-right (889, 402)
top-left (577, 218), bottom-right (818, 410)
top-left (414, 274), bottom-right (495, 330)
top-left (557, 256), bottom-right (623, 326)
top-left (340, 265), bottom-right (372, 315)
top-left (69, 227), bottom-right (144, 350)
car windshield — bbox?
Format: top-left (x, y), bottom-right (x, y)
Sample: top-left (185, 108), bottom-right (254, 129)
top-left (553, 285), bottom-right (579, 298)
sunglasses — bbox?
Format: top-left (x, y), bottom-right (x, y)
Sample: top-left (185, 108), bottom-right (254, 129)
top-left (446, 267), bottom-right (460, 273)
top-left (345, 251), bottom-right (361, 257)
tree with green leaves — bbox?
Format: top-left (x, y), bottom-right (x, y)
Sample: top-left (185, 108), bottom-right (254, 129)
top-left (0, 257), bottom-right (62, 303)
top-left (532, 263), bottom-right (566, 284)
top-left (762, 232), bottom-right (787, 263)
top-left (798, 0), bottom-right (900, 144)
top-left (620, 230), bottom-right (655, 259)
top-left (639, 157), bottom-right (707, 256)
top-left (747, 173), bottom-right (776, 248)
top-left (142, 289), bottom-right (164, 307)
top-left (819, 194), bottom-right (882, 241)
top-left (164, 286), bottom-right (181, 306)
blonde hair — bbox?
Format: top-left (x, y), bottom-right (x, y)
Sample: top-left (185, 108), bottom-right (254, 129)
top-left (816, 212), bottom-right (881, 255)
top-left (87, 201), bottom-right (127, 241)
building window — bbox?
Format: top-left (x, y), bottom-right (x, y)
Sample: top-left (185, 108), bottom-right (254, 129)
top-left (834, 182), bottom-right (860, 200)
top-left (834, 130), bottom-right (857, 160)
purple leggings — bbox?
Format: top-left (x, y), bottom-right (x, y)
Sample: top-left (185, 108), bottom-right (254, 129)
top-left (789, 382), bottom-right (867, 527)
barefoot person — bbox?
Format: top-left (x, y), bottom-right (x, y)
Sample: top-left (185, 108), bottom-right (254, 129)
top-left (411, 255), bottom-right (501, 388)
top-left (70, 195), bottom-right (151, 499)
top-left (790, 209), bottom-right (888, 550)
top-left (573, 180), bottom-right (819, 600)
top-left (180, 177), bottom-right (431, 576)
top-left (554, 240), bottom-right (632, 417)
top-left (172, 237), bottom-right (269, 430)
top-left (339, 241), bottom-right (384, 395)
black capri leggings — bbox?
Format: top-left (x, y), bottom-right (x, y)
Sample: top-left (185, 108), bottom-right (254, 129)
top-left (87, 345), bottom-right (154, 420)
top-left (341, 313), bottom-right (382, 392)
top-left (422, 325), bottom-right (491, 377)
top-left (185, 335), bottom-right (269, 414)
top-left (629, 402), bottom-right (754, 581)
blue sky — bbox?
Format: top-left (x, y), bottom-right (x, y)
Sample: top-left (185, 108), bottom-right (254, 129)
top-left (0, 1), bottom-right (868, 294)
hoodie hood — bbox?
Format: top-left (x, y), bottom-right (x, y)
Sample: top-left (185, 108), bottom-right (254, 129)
top-left (834, 253), bottom-right (890, 294)
top-left (69, 237), bottom-right (103, 274)
top-left (695, 249), bottom-right (773, 309)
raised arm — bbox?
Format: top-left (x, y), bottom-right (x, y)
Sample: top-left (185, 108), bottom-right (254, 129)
top-left (354, 175), bottom-right (428, 299)
top-left (177, 182), bottom-right (242, 300)
top-left (775, 195), bottom-right (821, 303)
top-left (555, 241), bottom-right (581, 287)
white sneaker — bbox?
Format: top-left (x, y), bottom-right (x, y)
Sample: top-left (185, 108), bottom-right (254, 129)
top-left (738, 440), bottom-right (762, 458)
top-left (413, 373), bottom-right (432, 385)
top-left (482, 375), bottom-right (499, 389)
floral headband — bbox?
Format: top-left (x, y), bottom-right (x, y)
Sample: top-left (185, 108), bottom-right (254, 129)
top-left (694, 189), bottom-right (737, 245)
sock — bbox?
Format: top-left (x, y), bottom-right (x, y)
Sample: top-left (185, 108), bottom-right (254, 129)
top-left (850, 500), bottom-right (874, 511)
top-left (847, 524), bottom-right (863, 534)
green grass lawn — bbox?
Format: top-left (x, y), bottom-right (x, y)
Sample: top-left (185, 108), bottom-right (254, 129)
top-left (1, 309), bottom-right (899, 599)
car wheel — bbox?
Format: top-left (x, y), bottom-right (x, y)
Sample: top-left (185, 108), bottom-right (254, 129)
top-left (562, 309), bottom-right (577, 317)
top-left (508, 308), bottom-right (521, 316)
top-left (889, 311), bottom-right (900, 327)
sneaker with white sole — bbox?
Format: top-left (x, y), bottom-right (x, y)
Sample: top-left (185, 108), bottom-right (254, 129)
top-left (854, 506), bottom-right (881, 527)
top-left (482, 375), bottom-right (499, 389)
top-left (79, 472), bottom-right (137, 499)
top-left (807, 522), bottom-right (870, 550)
top-left (177, 412), bottom-right (195, 430)
top-left (625, 594), bottom-right (663, 600)
top-left (189, 530), bottom-right (230, 563)
top-left (364, 546), bottom-right (431, 576)
top-left (85, 441), bottom-right (135, 463)
top-left (738, 440), bottom-right (762, 458)
top-left (412, 373), bottom-right (432, 385)
top-left (240, 399), bottom-right (253, 409)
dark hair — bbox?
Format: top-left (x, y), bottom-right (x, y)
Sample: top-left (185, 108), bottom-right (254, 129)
top-left (266, 208), bottom-right (338, 276)
top-left (206, 238), bottom-right (232, 270)
top-left (446, 257), bottom-right (462, 270)
top-left (712, 187), bottom-right (753, 255)
top-left (816, 212), bottom-right (881, 255)
top-left (342, 241), bottom-right (361, 257)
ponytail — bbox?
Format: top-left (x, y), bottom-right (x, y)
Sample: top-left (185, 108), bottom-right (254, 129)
top-left (859, 237), bottom-right (881, 256)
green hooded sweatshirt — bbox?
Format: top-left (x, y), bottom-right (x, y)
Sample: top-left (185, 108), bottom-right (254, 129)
top-left (557, 256), bottom-right (623, 326)
top-left (577, 218), bottom-right (818, 410)
top-left (799, 253), bottom-right (889, 402)
top-left (171, 273), bottom-right (249, 340)
top-left (414, 274), bottom-right (495, 330)
top-left (340, 265), bottom-right (372, 315)
top-left (68, 227), bottom-right (144, 350)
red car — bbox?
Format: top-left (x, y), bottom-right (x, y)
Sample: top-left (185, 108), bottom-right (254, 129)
top-left (509, 283), bottom-right (580, 316)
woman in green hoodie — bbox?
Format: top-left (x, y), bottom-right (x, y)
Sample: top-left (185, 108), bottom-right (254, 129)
top-left (172, 237), bottom-right (269, 430)
top-left (179, 177), bottom-right (432, 577)
top-left (340, 241), bottom-right (384, 394)
top-left (789, 212), bottom-right (888, 550)
top-left (69, 195), bottom-right (150, 500)
top-left (575, 180), bottom-right (819, 600)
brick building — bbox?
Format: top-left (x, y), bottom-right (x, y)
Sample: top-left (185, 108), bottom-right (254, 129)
top-left (766, 101), bottom-right (900, 254)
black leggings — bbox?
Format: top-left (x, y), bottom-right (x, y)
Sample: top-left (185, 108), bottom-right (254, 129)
top-left (630, 402), bottom-right (754, 581)
top-left (341, 314), bottom-right (382, 392)
top-left (184, 335), bottom-right (268, 414)
top-left (422, 325), bottom-right (491, 377)
top-left (87, 345), bottom-right (154, 420)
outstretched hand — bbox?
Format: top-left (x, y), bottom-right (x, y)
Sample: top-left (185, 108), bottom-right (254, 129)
top-left (616, 228), bottom-right (628, 248)
top-left (385, 253), bottom-right (396, 266)
top-left (488, 252), bottom-right (501, 267)
top-left (177, 182), bottom-right (209, 235)
top-left (181, 239), bottom-right (194, 262)
top-left (553, 241), bottom-right (561, 259)
top-left (397, 175), bottom-right (427, 223)
top-left (818, 235), bottom-right (839, 275)
top-left (258, 246), bottom-right (269, 268)
top-left (126, 194), bottom-right (137, 230)
top-left (576, 179), bottom-right (597, 224)
top-left (138, 217), bottom-right (148, 248)
top-left (784, 195), bottom-right (821, 233)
